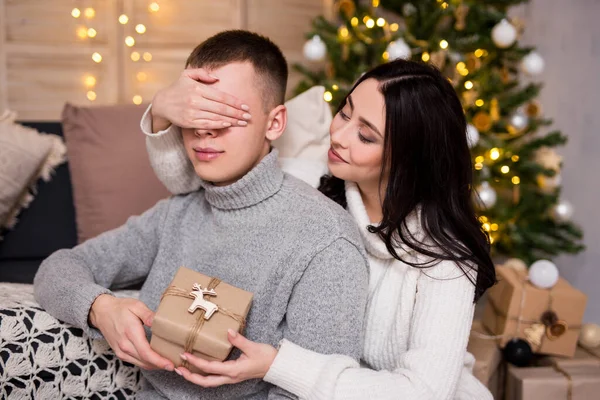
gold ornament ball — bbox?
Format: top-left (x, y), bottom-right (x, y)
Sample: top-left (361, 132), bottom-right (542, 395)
top-left (504, 258), bottom-right (527, 273)
top-left (526, 101), bottom-right (542, 118)
top-left (579, 323), bottom-right (600, 348)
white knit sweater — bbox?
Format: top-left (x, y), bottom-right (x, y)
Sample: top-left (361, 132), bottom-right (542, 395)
top-left (140, 107), bottom-right (492, 400)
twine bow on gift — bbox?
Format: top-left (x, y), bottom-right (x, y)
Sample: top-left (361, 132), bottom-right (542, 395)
top-left (160, 277), bottom-right (247, 369)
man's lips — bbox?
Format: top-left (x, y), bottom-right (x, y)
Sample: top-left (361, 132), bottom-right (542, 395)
top-left (193, 147), bottom-right (223, 153)
top-left (193, 147), bottom-right (224, 161)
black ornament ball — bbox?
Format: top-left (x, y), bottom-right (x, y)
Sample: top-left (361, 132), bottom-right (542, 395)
top-left (503, 338), bottom-right (533, 367)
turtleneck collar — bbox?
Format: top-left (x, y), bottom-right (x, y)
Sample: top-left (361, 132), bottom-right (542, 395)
top-left (200, 148), bottom-right (283, 210)
top-left (345, 181), bottom-right (424, 261)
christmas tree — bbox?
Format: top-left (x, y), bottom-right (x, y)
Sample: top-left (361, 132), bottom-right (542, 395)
top-left (295, 0), bottom-right (584, 264)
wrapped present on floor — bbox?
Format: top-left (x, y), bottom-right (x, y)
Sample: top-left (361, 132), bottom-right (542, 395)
top-left (482, 266), bottom-right (587, 357)
top-left (540, 345), bottom-right (600, 368)
top-left (150, 267), bottom-right (253, 373)
top-left (506, 363), bottom-right (600, 400)
top-left (468, 321), bottom-right (505, 399)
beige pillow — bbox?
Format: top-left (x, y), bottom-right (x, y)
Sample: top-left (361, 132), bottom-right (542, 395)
top-left (0, 111), bottom-right (67, 233)
top-left (62, 103), bottom-right (170, 243)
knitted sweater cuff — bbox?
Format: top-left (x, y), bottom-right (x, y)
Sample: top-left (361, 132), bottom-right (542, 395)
top-left (264, 339), bottom-right (329, 399)
top-left (140, 104), bottom-right (176, 138)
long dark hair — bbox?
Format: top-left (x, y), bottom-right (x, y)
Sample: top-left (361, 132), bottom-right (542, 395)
top-left (319, 59), bottom-right (495, 302)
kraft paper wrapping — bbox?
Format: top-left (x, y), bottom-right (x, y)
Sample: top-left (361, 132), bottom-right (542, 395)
top-left (150, 267), bottom-right (253, 371)
top-left (468, 321), bottom-right (505, 399)
top-left (482, 266), bottom-right (587, 357)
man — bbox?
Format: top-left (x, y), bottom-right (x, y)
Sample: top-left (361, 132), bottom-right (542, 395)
top-left (34, 30), bottom-right (368, 399)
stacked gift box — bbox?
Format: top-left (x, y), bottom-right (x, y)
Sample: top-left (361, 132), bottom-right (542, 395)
top-left (467, 264), bottom-right (600, 399)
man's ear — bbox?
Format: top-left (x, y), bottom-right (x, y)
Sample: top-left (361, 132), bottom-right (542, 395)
top-left (265, 105), bottom-right (287, 141)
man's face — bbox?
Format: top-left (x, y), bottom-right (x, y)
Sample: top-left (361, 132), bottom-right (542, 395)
top-left (181, 62), bottom-right (272, 186)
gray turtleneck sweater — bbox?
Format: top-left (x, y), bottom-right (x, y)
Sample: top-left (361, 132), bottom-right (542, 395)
top-left (33, 150), bottom-right (368, 400)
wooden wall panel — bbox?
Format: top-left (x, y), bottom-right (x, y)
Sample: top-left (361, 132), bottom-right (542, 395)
top-left (0, 0), bottom-right (330, 120)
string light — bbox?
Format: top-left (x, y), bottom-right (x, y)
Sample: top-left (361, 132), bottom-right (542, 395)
top-left (363, 16), bottom-right (370, 24)
top-left (137, 72), bottom-right (148, 81)
top-left (464, 80), bottom-right (474, 90)
top-left (92, 52), bottom-right (102, 63)
top-left (439, 40), bottom-right (449, 49)
top-left (482, 223), bottom-right (491, 232)
top-left (143, 52), bottom-right (152, 62)
top-left (475, 156), bottom-right (485, 163)
top-left (441, 2), bottom-right (449, 9)
top-left (136, 24), bottom-right (146, 34)
top-left (501, 165), bottom-right (510, 174)
top-left (332, 84), bottom-right (339, 90)
top-left (382, 51), bottom-right (389, 61)
top-left (87, 91), bottom-right (97, 101)
top-left (77, 27), bottom-right (88, 39)
top-left (87, 28), bottom-right (97, 38)
top-left (84, 8), bottom-right (95, 19)
top-left (119, 14), bottom-right (129, 24)
top-left (390, 23), bottom-right (399, 32)
top-left (376, 18), bottom-right (386, 27)
top-left (475, 99), bottom-right (484, 107)
top-left (351, 17), bottom-right (359, 27)
top-left (131, 51), bottom-right (141, 61)
top-left (84, 75), bottom-right (96, 88)
top-left (125, 36), bottom-right (135, 47)
top-left (338, 26), bottom-right (349, 39)
top-left (474, 49), bottom-right (484, 58)
top-left (474, 163), bottom-right (483, 170)
top-left (71, 8), bottom-right (81, 18)
top-left (512, 155), bottom-right (520, 162)
top-left (491, 223), bottom-right (499, 231)
top-left (422, 52), bottom-right (430, 62)
top-left (512, 176), bottom-right (521, 185)
top-left (323, 91), bottom-right (333, 102)
top-left (133, 95), bottom-right (143, 105)
top-left (149, 2), bottom-right (160, 12)
top-left (366, 19), bottom-right (375, 28)
top-left (490, 148), bottom-right (500, 160)
top-left (372, 0), bottom-right (380, 7)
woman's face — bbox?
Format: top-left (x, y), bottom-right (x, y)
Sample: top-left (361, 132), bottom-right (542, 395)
top-left (328, 78), bottom-right (386, 191)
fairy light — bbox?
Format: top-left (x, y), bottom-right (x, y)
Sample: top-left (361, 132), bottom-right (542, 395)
top-left (474, 163), bottom-right (483, 170)
top-left (422, 52), bottom-right (430, 62)
top-left (84, 75), bottom-right (96, 88)
top-left (491, 224), bottom-right (499, 231)
top-left (136, 24), bottom-right (146, 34)
top-left (501, 165), bottom-right (510, 174)
top-left (338, 26), bottom-right (349, 39)
top-left (87, 28), bottom-right (97, 38)
top-left (390, 23), bottom-right (399, 32)
top-left (324, 91), bottom-right (333, 102)
top-left (149, 2), bottom-right (160, 12)
top-left (362, 16), bottom-right (370, 24)
top-left (441, 2), bottom-right (449, 9)
top-left (512, 176), bottom-right (521, 185)
top-left (490, 148), bottom-right (500, 160)
top-left (376, 18), bottom-right (386, 27)
top-left (143, 52), bottom-right (152, 62)
top-left (439, 40), bottom-right (449, 49)
top-left (71, 8), bottom-right (81, 18)
top-left (351, 17), bottom-right (359, 27)
top-left (87, 91), bottom-right (97, 101)
top-left (131, 51), bottom-right (141, 61)
top-left (137, 72), bottom-right (148, 81)
top-left (474, 49), bottom-right (484, 58)
top-left (479, 216), bottom-right (488, 223)
top-left (482, 223), bottom-right (491, 232)
top-left (119, 14), bottom-right (129, 24)
top-left (77, 27), bottom-right (88, 39)
top-left (92, 52), bottom-right (102, 63)
top-left (464, 80), bottom-right (474, 90)
top-left (366, 19), bottom-right (375, 28)
top-left (475, 156), bottom-right (485, 163)
top-left (84, 8), bottom-right (95, 19)
top-left (475, 99), bottom-right (484, 107)
top-left (332, 84), bottom-right (339, 90)
top-left (512, 155), bottom-right (520, 162)
top-left (382, 51), bottom-right (389, 61)
top-left (133, 95), bottom-right (143, 105)
top-left (372, 0), bottom-right (380, 7)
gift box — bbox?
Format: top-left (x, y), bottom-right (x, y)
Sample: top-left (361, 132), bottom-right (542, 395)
top-left (482, 266), bottom-right (587, 357)
top-left (150, 267), bottom-right (253, 372)
top-left (541, 345), bottom-right (600, 368)
top-left (506, 364), bottom-right (600, 400)
top-left (468, 321), bottom-right (505, 399)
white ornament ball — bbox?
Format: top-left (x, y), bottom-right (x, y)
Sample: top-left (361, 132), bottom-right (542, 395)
top-left (509, 112), bottom-right (529, 132)
top-left (476, 181), bottom-right (497, 209)
top-left (579, 323), bottom-right (600, 348)
top-left (466, 124), bottom-right (480, 148)
top-left (504, 258), bottom-right (528, 273)
top-left (491, 19), bottom-right (517, 48)
top-left (552, 199), bottom-right (574, 222)
top-left (528, 259), bottom-right (559, 289)
top-left (387, 39), bottom-right (411, 60)
top-left (522, 52), bottom-right (545, 76)
top-left (303, 35), bottom-right (327, 61)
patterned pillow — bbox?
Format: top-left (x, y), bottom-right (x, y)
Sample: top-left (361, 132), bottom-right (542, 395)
top-left (0, 283), bottom-right (142, 399)
top-left (0, 111), bottom-right (66, 235)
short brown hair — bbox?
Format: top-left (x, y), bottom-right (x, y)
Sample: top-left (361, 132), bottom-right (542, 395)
top-left (186, 30), bottom-right (288, 111)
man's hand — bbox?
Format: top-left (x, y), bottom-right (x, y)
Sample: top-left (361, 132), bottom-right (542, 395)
top-left (151, 68), bottom-right (252, 133)
top-left (89, 294), bottom-right (174, 371)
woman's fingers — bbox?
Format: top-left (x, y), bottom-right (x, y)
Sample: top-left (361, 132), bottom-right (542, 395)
top-left (176, 367), bottom-right (236, 388)
top-left (125, 321), bottom-right (174, 370)
top-left (227, 329), bottom-right (253, 353)
top-left (180, 352), bottom-right (239, 376)
top-left (200, 86), bottom-right (251, 119)
top-left (183, 68), bottom-right (220, 84)
top-left (114, 340), bottom-right (157, 370)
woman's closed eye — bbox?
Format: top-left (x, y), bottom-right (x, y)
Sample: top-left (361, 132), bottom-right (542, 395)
top-left (358, 131), bottom-right (374, 144)
top-left (340, 110), bottom-right (351, 121)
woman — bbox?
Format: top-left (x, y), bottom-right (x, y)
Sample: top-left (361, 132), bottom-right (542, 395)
top-left (142, 59), bottom-right (496, 399)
